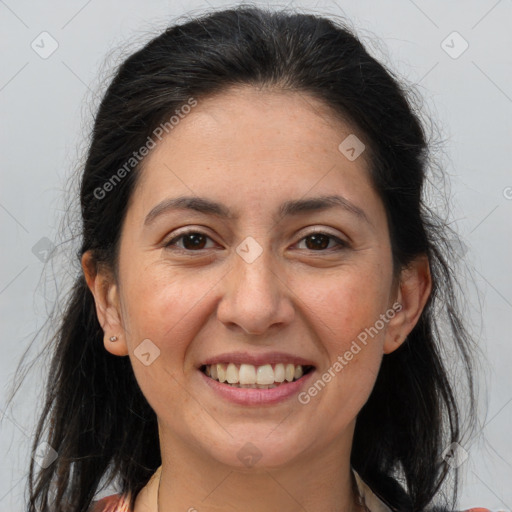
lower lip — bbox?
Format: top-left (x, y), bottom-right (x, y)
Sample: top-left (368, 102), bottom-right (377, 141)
top-left (199, 369), bottom-right (315, 405)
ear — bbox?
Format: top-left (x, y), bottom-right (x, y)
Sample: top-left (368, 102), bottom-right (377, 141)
top-left (383, 254), bottom-right (432, 355)
top-left (81, 251), bottom-right (129, 356)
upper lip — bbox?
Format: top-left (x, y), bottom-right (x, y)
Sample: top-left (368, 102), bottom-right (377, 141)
top-left (199, 352), bottom-right (316, 368)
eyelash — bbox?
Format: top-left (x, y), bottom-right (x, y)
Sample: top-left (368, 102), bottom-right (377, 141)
top-left (163, 229), bottom-right (349, 253)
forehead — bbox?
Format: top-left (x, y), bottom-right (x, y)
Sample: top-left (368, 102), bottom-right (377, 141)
top-left (151, 86), bottom-right (368, 165)
top-left (129, 86), bottom-right (380, 222)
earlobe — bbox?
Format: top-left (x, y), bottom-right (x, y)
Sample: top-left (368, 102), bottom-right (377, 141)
top-left (383, 254), bottom-right (432, 355)
top-left (81, 251), bottom-right (129, 357)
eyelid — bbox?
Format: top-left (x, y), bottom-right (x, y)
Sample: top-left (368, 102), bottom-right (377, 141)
top-left (164, 227), bottom-right (349, 252)
top-left (163, 227), bottom-right (218, 250)
top-left (294, 228), bottom-right (349, 251)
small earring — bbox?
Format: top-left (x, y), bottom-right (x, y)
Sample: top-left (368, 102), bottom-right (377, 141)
top-left (109, 335), bottom-right (118, 342)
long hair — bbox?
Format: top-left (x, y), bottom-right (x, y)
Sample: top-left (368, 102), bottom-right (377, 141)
top-left (7, 5), bottom-right (479, 511)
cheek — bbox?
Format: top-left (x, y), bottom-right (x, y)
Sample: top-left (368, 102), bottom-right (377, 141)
top-left (121, 264), bottom-right (213, 357)
top-left (299, 262), bottom-right (392, 345)
top-left (120, 268), bottom-right (207, 411)
top-left (304, 265), bottom-right (391, 405)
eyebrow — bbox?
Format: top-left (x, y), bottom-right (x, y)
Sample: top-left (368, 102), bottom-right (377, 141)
top-left (144, 194), bottom-right (369, 226)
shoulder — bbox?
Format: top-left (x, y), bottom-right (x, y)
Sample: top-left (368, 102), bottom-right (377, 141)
top-left (462, 509), bottom-right (493, 512)
top-left (90, 493), bottom-right (132, 512)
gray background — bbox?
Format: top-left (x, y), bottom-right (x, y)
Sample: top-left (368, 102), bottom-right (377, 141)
top-left (1, 0), bottom-right (511, 510)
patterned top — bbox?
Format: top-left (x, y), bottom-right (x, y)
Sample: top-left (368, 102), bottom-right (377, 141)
top-left (90, 468), bottom-right (492, 512)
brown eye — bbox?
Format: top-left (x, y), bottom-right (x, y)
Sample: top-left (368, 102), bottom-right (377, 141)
top-left (165, 231), bottom-right (214, 251)
top-left (164, 230), bottom-right (347, 253)
top-left (297, 233), bottom-right (347, 251)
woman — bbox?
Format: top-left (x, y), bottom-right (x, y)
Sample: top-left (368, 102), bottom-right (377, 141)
top-left (20, 5), bottom-right (490, 512)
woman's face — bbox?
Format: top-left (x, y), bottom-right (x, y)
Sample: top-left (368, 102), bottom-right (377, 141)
top-left (88, 86), bottom-right (421, 471)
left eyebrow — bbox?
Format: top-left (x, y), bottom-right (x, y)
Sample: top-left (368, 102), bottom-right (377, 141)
top-left (143, 194), bottom-right (369, 227)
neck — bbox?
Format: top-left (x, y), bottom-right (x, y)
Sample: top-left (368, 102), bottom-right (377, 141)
top-left (146, 426), bottom-right (363, 512)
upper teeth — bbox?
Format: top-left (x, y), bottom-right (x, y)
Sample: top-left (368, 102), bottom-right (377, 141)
top-left (204, 363), bottom-right (305, 385)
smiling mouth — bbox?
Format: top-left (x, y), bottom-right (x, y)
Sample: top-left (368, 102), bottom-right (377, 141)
top-left (200, 363), bottom-right (315, 389)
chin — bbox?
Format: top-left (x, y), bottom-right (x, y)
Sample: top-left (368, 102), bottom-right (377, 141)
top-left (199, 429), bottom-right (310, 470)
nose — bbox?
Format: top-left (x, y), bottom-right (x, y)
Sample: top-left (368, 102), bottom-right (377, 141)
top-left (216, 244), bottom-right (295, 336)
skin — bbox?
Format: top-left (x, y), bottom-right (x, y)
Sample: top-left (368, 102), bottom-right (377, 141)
top-left (82, 86), bottom-right (431, 512)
